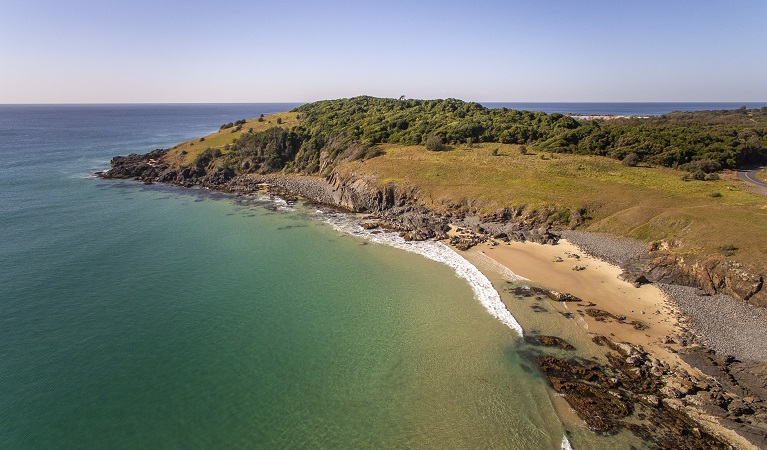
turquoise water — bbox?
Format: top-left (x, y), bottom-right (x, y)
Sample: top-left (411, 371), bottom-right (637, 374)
top-left (0, 105), bottom-right (642, 449)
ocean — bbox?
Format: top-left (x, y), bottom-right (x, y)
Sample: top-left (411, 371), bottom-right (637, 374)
top-left (0, 102), bottom-right (719, 448)
top-left (482, 102), bottom-right (767, 116)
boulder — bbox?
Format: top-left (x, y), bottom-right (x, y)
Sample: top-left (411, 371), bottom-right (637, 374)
top-left (545, 290), bottom-right (582, 302)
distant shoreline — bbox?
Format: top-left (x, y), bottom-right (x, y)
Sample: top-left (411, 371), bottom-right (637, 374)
top-left (567, 113), bottom-right (650, 120)
top-left (4, 101), bottom-right (765, 117)
top-left (481, 101), bottom-right (767, 116)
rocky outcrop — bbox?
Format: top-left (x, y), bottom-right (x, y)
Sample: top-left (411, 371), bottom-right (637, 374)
top-left (524, 335), bottom-right (575, 350)
top-left (526, 334), bottom-right (767, 448)
top-left (618, 241), bottom-right (767, 307)
top-left (102, 148), bottom-right (171, 180)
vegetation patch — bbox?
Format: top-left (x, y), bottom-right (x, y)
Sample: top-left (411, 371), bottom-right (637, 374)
top-left (717, 244), bottom-right (738, 257)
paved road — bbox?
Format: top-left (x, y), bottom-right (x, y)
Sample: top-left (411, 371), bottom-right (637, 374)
top-left (738, 167), bottom-right (767, 196)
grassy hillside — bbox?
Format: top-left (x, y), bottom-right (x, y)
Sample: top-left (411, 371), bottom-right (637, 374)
top-left (335, 143), bottom-right (767, 268)
top-left (164, 112), bottom-right (299, 168)
top-left (165, 97), bottom-right (767, 179)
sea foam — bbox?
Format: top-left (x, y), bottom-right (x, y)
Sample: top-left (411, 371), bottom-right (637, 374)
top-left (320, 211), bottom-right (524, 337)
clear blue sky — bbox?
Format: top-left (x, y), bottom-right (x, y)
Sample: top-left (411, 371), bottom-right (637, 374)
top-left (1, 0), bottom-right (765, 103)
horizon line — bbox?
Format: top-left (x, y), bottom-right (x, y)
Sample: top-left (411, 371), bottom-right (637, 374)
top-left (2, 100), bottom-right (767, 106)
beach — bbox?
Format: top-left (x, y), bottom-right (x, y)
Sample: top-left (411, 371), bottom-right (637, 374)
top-left (318, 213), bottom-right (766, 446)
top-left (456, 233), bottom-right (767, 449)
top-left (467, 238), bottom-right (684, 366)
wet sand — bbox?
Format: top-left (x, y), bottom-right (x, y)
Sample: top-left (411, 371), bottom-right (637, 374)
top-left (466, 239), bottom-right (686, 367)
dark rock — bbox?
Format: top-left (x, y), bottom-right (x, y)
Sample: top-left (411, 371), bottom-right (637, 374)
top-left (546, 290), bottom-right (582, 302)
top-left (535, 356), bottom-right (628, 433)
top-left (505, 285), bottom-right (548, 297)
top-left (98, 148), bottom-right (169, 181)
top-left (727, 399), bottom-right (754, 417)
top-left (585, 308), bottom-right (615, 321)
top-left (527, 344), bottom-right (732, 448)
top-left (524, 335), bottom-right (575, 350)
top-left (449, 233), bottom-right (486, 250)
top-left (526, 227), bottom-right (560, 245)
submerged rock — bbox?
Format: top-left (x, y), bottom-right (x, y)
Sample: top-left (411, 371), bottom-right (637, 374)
top-left (528, 344), bottom-right (731, 448)
top-left (524, 335), bottom-right (575, 350)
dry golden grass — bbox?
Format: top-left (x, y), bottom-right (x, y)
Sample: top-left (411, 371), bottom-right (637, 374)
top-left (337, 143), bottom-right (767, 266)
top-left (164, 112), bottom-right (299, 168)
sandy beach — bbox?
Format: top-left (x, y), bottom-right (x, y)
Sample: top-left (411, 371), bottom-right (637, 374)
top-left (466, 238), bottom-right (686, 367)
top-left (454, 236), bottom-right (767, 449)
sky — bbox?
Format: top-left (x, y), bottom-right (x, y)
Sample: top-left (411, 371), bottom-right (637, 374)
top-left (1, 0), bottom-right (765, 103)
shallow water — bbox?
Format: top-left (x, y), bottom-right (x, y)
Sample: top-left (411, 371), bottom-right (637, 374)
top-left (0, 104), bottom-right (644, 448)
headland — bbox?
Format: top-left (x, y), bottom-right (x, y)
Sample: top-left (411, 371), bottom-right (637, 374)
top-left (98, 97), bottom-right (767, 448)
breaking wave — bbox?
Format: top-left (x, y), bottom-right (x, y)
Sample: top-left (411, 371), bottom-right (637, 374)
top-left (320, 211), bottom-right (524, 337)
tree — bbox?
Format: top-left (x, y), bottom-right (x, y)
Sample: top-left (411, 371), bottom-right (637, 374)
top-left (622, 152), bottom-right (639, 167)
top-left (425, 133), bottom-right (446, 151)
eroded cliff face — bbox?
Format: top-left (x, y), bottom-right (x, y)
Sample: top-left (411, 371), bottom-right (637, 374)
top-left (98, 151), bottom-right (767, 307)
top-left (628, 247), bottom-right (766, 307)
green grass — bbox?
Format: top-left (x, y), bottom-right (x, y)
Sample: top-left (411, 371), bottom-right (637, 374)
top-left (165, 112), bottom-right (299, 168)
top-left (336, 143), bottom-right (767, 269)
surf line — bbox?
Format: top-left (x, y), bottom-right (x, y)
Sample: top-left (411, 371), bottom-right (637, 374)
top-left (321, 211), bottom-right (524, 337)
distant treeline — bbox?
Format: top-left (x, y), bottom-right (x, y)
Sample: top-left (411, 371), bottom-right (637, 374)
top-left (212, 96), bottom-right (767, 175)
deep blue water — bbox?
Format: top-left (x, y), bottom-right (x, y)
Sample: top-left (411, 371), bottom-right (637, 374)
top-left (482, 102), bottom-right (767, 116)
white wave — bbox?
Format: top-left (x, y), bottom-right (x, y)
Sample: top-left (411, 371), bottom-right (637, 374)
top-left (270, 197), bottom-right (292, 211)
top-left (561, 434), bottom-right (573, 450)
top-left (321, 212), bottom-right (523, 337)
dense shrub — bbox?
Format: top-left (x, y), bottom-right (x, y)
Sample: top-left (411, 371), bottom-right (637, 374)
top-left (194, 147), bottom-right (222, 169)
top-left (293, 97), bottom-right (767, 170)
top-left (425, 133), bottom-right (446, 151)
top-left (622, 152), bottom-right (639, 167)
